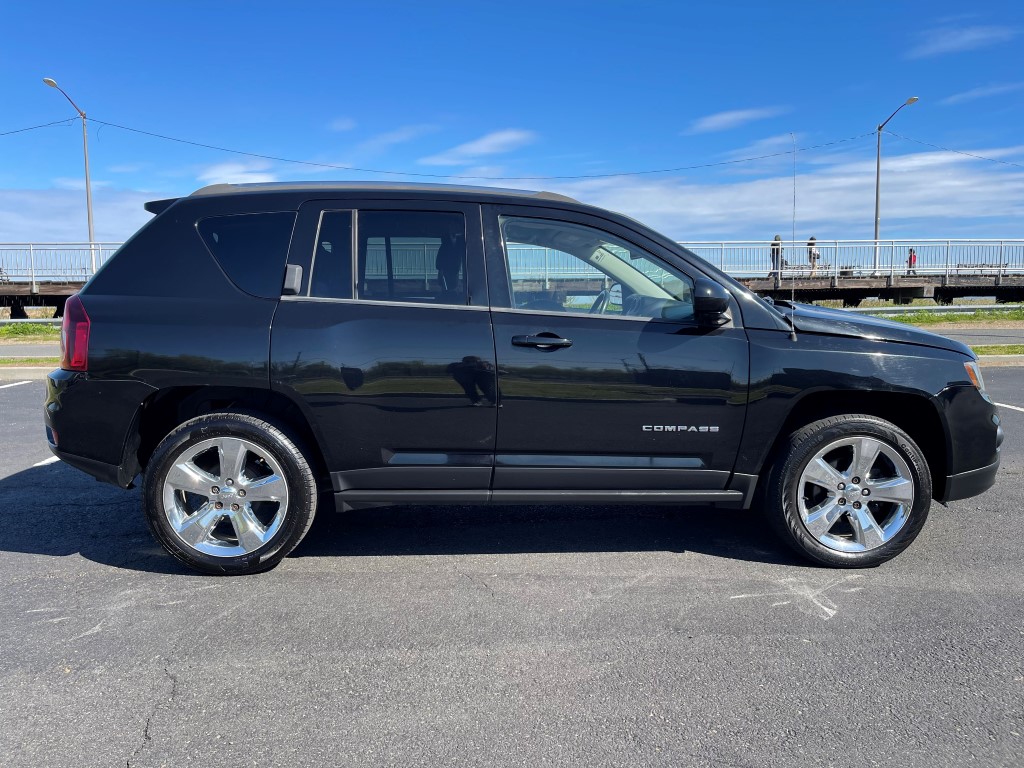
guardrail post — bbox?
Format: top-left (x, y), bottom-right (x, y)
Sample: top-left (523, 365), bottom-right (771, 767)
top-left (29, 243), bottom-right (37, 294)
top-left (544, 248), bottom-right (550, 289)
top-left (998, 240), bottom-right (1004, 285)
top-left (945, 240), bottom-right (950, 278)
top-left (719, 242), bottom-right (724, 271)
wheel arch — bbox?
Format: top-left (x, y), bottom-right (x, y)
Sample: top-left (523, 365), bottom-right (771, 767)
top-left (131, 386), bottom-right (330, 488)
top-left (760, 389), bottom-right (948, 501)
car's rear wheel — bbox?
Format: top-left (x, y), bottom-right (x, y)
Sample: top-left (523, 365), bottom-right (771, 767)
top-left (765, 415), bottom-right (931, 567)
top-left (143, 413), bottom-right (317, 575)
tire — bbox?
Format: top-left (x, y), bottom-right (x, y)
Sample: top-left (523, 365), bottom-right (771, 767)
top-left (143, 413), bottom-right (318, 575)
top-left (764, 415), bottom-right (932, 567)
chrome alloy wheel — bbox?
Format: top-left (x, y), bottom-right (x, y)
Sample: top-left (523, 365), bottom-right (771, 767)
top-left (161, 436), bottom-right (289, 557)
top-left (797, 436), bottom-right (915, 553)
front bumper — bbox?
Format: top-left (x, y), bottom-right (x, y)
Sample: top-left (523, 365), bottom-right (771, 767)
top-left (942, 458), bottom-right (1001, 503)
top-left (934, 384), bottom-right (1003, 503)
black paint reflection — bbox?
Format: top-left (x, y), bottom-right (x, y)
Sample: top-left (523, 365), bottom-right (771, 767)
top-left (448, 356), bottom-right (498, 406)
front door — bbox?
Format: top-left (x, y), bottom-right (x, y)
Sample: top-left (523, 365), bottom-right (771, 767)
top-left (484, 206), bottom-right (749, 494)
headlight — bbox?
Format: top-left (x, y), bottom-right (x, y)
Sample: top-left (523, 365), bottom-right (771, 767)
top-left (964, 361), bottom-right (986, 392)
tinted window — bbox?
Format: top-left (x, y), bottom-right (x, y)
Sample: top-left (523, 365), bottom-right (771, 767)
top-left (308, 210), bottom-right (354, 298)
top-left (198, 212), bottom-right (296, 298)
top-left (500, 216), bottom-right (693, 320)
top-left (357, 211), bottom-right (466, 304)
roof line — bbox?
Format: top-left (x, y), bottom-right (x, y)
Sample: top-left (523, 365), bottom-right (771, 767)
top-left (188, 181), bottom-right (580, 204)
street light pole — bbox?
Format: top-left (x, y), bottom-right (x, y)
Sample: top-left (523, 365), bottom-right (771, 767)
top-left (873, 96), bottom-right (919, 273)
top-left (43, 77), bottom-right (96, 275)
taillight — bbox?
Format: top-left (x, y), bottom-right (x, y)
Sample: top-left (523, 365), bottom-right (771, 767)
top-left (60, 294), bottom-right (90, 371)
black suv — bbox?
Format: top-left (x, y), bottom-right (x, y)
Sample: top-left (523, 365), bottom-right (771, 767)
top-left (45, 183), bottom-right (1002, 574)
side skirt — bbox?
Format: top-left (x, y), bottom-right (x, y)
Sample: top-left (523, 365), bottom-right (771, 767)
top-left (334, 487), bottom-right (751, 512)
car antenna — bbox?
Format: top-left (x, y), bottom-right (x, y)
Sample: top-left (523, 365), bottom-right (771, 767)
top-left (788, 273), bottom-right (797, 342)
top-left (788, 132), bottom-right (798, 342)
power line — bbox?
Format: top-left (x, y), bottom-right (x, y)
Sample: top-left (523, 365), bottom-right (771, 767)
top-left (86, 117), bottom-right (875, 180)
top-left (0, 117), bottom-right (77, 137)
top-left (16, 115), bottom-right (1016, 179)
top-left (884, 130), bottom-right (1024, 168)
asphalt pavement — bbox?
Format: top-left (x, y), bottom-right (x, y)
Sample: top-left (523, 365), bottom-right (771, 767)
top-left (0, 373), bottom-right (1022, 767)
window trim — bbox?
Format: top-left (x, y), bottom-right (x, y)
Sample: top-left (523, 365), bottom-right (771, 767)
top-left (307, 208), bottom-right (355, 298)
top-left (280, 295), bottom-right (488, 311)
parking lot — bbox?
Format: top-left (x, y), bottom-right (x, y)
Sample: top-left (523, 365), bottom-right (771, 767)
top-left (1, 370), bottom-right (1021, 767)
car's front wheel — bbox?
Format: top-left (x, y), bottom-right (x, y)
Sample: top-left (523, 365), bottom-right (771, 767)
top-left (143, 413), bottom-right (317, 575)
top-left (765, 415), bottom-right (932, 567)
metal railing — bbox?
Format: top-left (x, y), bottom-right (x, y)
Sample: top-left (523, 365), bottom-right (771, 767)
top-left (0, 243), bottom-right (121, 288)
top-left (1, 239), bottom-right (1023, 286)
top-left (678, 239), bottom-right (1024, 279)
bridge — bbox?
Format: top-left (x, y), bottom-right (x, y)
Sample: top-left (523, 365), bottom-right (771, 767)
top-left (2, 239), bottom-right (1023, 317)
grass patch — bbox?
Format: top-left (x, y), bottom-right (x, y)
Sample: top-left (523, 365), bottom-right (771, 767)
top-left (877, 308), bottom-right (1024, 325)
top-left (0, 324), bottom-right (60, 340)
top-left (971, 345), bottom-right (1024, 356)
top-left (0, 356), bottom-right (59, 366)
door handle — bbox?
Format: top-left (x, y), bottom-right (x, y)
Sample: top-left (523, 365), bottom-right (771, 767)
top-left (512, 334), bottom-right (573, 349)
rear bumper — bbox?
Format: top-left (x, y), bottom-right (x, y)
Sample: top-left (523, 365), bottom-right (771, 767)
top-left (942, 458), bottom-right (1000, 503)
top-left (44, 369), bottom-right (153, 488)
top-left (47, 443), bottom-right (123, 486)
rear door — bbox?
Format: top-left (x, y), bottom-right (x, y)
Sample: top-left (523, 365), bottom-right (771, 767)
top-left (483, 205), bottom-right (750, 496)
top-left (271, 199), bottom-right (496, 502)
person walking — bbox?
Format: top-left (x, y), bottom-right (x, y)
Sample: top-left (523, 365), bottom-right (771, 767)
top-left (770, 235), bottom-right (783, 276)
top-left (807, 236), bottom-right (821, 276)
top-left (907, 247), bottom-right (918, 276)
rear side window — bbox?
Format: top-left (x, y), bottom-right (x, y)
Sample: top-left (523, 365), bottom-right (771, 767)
top-left (357, 211), bottom-right (467, 304)
top-left (198, 211), bottom-right (297, 298)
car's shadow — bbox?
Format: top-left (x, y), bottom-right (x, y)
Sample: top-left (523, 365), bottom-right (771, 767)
top-left (0, 463), bottom-right (806, 574)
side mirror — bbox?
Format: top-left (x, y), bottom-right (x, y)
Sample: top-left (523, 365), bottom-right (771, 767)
top-left (282, 264), bottom-right (303, 296)
top-left (693, 277), bottom-right (730, 325)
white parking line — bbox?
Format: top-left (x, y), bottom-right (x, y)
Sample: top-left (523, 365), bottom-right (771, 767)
top-left (0, 380), bottom-right (32, 390)
top-left (995, 402), bottom-right (1024, 414)
top-left (32, 456), bottom-right (60, 467)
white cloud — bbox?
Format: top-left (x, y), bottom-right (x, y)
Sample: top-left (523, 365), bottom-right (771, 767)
top-left (907, 25), bottom-right (1017, 58)
top-left (940, 82), bottom-right (1024, 105)
top-left (5, 144), bottom-right (1023, 244)
top-left (328, 117), bottom-right (356, 132)
top-left (725, 133), bottom-right (804, 160)
top-left (456, 166), bottom-right (507, 179)
top-left (0, 187), bottom-right (154, 242)
top-left (686, 107), bottom-right (788, 134)
top-left (419, 129), bottom-right (537, 165)
top-left (196, 160), bottom-right (277, 185)
top-left (355, 125), bottom-right (437, 157)
top-left (53, 177), bottom-right (113, 191)
top-left (553, 145), bottom-right (1024, 240)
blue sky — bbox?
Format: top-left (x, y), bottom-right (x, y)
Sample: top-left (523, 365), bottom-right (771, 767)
top-left (2, 1), bottom-right (1023, 243)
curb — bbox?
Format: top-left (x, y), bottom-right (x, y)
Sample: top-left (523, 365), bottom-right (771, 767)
top-left (976, 355), bottom-right (1024, 367)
